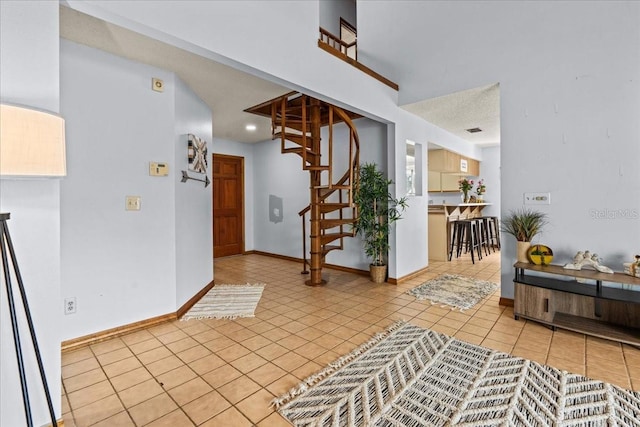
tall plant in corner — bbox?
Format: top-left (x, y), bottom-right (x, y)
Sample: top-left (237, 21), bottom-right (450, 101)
top-left (353, 162), bottom-right (408, 283)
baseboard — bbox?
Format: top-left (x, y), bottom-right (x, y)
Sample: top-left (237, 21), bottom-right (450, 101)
top-left (43, 419), bottom-right (64, 427)
top-left (389, 266), bottom-right (431, 285)
top-left (61, 278), bottom-right (220, 352)
top-left (322, 263), bottom-right (369, 277)
top-left (177, 280), bottom-right (215, 318)
top-left (244, 250), bottom-right (302, 264)
top-left (245, 250), bottom-right (401, 282)
top-left (499, 297), bottom-right (514, 307)
top-left (61, 312), bottom-right (176, 353)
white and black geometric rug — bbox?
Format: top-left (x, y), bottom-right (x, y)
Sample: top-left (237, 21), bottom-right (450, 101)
top-left (273, 321), bottom-right (640, 426)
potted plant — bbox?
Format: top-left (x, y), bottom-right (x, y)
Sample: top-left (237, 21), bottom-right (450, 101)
top-left (501, 208), bottom-right (548, 263)
top-left (475, 179), bottom-right (486, 203)
top-left (353, 162), bottom-right (408, 283)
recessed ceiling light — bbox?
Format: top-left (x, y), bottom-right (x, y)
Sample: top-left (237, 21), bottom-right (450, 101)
top-left (245, 124), bottom-right (257, 131)
top-left (466, 127), bottom-right (482, 133)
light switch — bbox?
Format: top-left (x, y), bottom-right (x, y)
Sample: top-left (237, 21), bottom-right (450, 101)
top-left (126, 196), bottom-right (141, 211)
top-left (149, 162), bottom-right (169, 176)
top-left (524, 192), bottom-right (551, 205)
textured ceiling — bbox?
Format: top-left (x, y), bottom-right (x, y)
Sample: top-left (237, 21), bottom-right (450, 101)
top-left (401, 83), bottom-right (500, 148)
top-left (60, 6), bottom-right (290, 144)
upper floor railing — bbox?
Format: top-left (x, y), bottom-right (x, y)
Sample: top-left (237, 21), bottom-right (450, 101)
top-left (317, 27), bottom-right (398, 91)
top-left (319, 27), bottom-right (357, 60)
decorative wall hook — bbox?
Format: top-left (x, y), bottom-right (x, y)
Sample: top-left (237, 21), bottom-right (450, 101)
top-left (181, 170), bottom-right (210, 187)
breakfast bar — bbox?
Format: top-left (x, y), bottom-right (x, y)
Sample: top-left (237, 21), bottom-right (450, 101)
top-left (428, 203), bottom-right (492, 261)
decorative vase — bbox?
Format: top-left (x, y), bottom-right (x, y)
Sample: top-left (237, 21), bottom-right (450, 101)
top-left (370, 264), bottom-right (387, 283)
top-left (517, 241), bottom-right (531, 263)
top-left (461, 191), bottom-right (469, 203)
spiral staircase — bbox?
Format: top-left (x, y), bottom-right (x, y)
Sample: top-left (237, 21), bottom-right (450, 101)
top-left (246, 92), bottom-right (361, 286)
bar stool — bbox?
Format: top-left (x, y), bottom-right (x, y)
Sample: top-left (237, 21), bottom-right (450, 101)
top-left (479, 216), bottom-right (501, 251)
top-left (449, 219), bottom-right (483, 264)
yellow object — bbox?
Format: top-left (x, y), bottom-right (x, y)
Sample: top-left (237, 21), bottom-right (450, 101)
top-left (528, 244), bottom-right (553, 265)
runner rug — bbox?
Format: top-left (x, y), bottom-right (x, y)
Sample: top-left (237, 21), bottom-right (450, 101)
top-left (273, 321), bottom-right (640, 426)
top-left (407, 274), bottom-right (498, 311)
top-left (180, 283), bottom-right (265, 320)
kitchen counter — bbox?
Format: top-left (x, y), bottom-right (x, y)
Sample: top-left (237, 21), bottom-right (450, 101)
top-left (428, 203), bottom-right (492, 261)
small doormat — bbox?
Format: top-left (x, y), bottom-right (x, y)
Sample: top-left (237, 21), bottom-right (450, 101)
top-left (180, 283), bottom-right (265, 320)
top-left (407, 274), bottom-right (497, 311)
top-left (274, 321), bottom-right (640, 426)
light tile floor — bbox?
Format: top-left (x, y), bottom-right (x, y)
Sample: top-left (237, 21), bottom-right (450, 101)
top-left (61, 252), bottom-right (640, 426)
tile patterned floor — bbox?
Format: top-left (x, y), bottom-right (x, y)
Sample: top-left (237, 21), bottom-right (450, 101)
top-left (61, 252), bottom-right (640, 426)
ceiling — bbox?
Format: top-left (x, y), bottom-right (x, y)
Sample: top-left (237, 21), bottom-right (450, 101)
top-left (60, 6), bottom-right (499, 147)
top-left (59, 6), bottom-right (290, 144)
top-left (401, 83), bottom-right (500, 148)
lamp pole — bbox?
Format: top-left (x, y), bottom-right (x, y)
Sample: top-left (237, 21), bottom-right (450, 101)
top-left (1, 212), bottom-right (57, 427)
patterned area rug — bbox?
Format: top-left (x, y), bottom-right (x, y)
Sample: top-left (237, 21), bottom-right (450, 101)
top-left (274, 321), bottom-right (640, 426)
top-left (408, 274), bottom-right (498, 311)
top-left (180, 283), bottom-right (264, 320)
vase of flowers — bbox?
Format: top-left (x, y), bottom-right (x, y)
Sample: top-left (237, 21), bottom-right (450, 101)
top-left (475, 179), bottom-right (486, 202)
top-left (458, 178), bottom-right (473, 203)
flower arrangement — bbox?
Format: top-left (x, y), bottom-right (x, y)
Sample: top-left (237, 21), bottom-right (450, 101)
top-left (458, 178), bottom-right (473, 193)
top-left (458, 178), bottom-right (474, 202)
top-left (475, 179), bottom-right (486, 196)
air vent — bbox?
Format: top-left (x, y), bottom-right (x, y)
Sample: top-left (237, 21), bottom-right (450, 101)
top-left (466, 127), bottom-right (482, 133)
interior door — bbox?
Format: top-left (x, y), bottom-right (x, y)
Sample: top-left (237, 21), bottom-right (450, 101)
top-left (213, 154), bottom-right (244, 258)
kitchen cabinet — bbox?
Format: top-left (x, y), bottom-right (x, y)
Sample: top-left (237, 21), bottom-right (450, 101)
top-left (428, 149), bottom-right (480, 192)
top-left (429, 171), bottom-right (465, 192)
top-left (429, 149), bottom-right (460, 172)
top-left (429, 149), bottom-right (479, 175)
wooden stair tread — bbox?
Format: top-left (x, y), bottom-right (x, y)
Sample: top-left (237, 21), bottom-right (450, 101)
top-left (320, 218), bottom-right (355, 229)
top-left (320, 203), bottom-right (350, 213)
top-left (320, 232), bottom-right (352, 245)
top-left (281, 147), bottom-right (320, 157)
top-left (322, 245), bottom-right (342, 255)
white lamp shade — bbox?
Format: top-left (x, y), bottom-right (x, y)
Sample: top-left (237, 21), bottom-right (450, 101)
top-left (0, 103), bottom-right (67, 176)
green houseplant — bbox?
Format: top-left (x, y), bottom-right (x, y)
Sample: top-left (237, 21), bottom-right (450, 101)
top-left (501, 208), bottom-right (548, 263)
top-left (353, 162), bottom-right (408, 282)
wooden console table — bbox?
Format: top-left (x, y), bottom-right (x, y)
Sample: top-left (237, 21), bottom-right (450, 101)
top-left (513, 262), bottom-right (640, 345)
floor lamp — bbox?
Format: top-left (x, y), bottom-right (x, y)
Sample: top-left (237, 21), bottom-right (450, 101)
top-left (1, 103), bottom-right (67, 427)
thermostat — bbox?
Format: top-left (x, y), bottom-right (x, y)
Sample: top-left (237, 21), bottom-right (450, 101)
top-left (149, 162), bottom-right (169, 176)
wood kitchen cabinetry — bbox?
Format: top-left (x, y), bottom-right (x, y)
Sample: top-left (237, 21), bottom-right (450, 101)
top-left (513, 262), bottom-right (640, 345)
top-left (428, 149), bottom-right (479, 192)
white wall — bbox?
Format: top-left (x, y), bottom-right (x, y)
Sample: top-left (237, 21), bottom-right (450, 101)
top-left (0, 2), bottom-right (62, 425)
top-left (174, 78), bottom-right (214, 307)
top-left (61, 40), bottom-right (176, 338)
top-left (319, 0), bottom-right (356, 35)
top-left (61, 40), bottom-right (214, 338)
top-left (252, 138), bottom-right (313, 258)
top-left (212, 138), bottom-right (255, 251)
top-left (479, 146), bottom-right (500, 219)
top-left (359, 1), bottom-right (640, 297)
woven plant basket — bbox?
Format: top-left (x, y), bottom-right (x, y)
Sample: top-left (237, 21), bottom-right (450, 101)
top-left (370, 264), bottom-right (387, 283)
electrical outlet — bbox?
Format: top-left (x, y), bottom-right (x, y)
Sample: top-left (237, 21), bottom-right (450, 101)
top-left (64, 297), bottom-right (76, 315)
